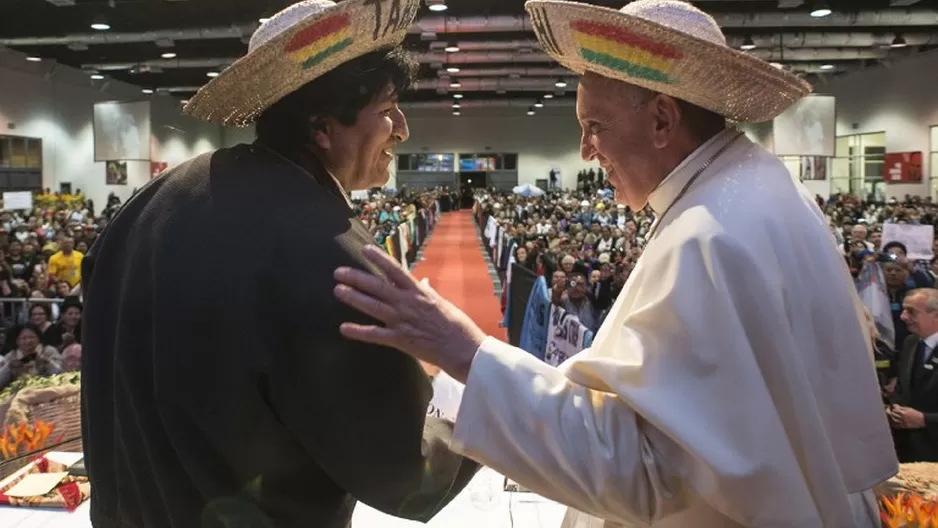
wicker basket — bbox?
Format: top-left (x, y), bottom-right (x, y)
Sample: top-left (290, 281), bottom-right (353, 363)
top-left (0, 385), bottom-right (82, 481)
top-left (876, 463), bottom-right (938, 499)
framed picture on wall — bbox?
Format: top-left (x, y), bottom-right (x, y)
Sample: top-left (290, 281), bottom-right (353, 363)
top-left (59, 182), bottom-right (72, 194)
top-left (885, 152), bottom-right (923, 183)
top-left (93, 101), bottom-right (152, 162)
top-left (800, 156), bottom-right (827, 180)
top-left (106, 160), bottom-right (128, 185)
top-left (772, 95), bottom-right (836, 157)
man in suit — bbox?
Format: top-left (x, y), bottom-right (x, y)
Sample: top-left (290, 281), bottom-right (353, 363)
top-left (80, 2), bottom-right (477, 527)
top-left (891, 287), bottom-right (938, 462)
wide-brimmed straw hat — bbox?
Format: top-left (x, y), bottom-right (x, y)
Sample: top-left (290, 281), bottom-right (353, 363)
top-left (184, 0), bottom-right (421, 127)
top-left (524, 0), bottom-right (812, 123)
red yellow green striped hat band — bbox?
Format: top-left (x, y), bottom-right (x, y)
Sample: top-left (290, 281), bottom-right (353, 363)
top-left (185, 0), bottom-right (420, 127)
top-left (525, 0), bottom-right (813, 124)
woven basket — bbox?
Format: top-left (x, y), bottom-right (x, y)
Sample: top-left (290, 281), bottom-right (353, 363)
top-left (876, 463), bottom-right (938, 499)
top-left (0, 386), bottom-right (82, 481)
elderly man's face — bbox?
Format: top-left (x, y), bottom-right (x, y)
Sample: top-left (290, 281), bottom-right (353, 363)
top-left (576, 73), bottom-right (661, 210)
top-left (314, 83), bottom-right (409, 190)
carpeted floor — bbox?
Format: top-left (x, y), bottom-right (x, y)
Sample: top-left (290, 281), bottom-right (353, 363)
top-left (410, 211), bottom-right (506, 341)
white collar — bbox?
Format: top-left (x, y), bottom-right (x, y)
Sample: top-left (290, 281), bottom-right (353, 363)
top-left (647, 128), bottom-right (739, 216)
top-left (923, 331), bottom-right (938, 351)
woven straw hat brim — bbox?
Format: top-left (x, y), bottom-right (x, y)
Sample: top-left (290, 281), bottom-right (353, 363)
top-left (525, 0), bottom-right (812, 123)
top-left (184, 0), bottom-right (420, 127)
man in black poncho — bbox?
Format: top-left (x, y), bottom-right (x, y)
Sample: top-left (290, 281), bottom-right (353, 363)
top-left (80, 1), bottom-right (478, 526)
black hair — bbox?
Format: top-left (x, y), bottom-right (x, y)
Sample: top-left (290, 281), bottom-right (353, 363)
top-left (883, 241), bottom-right (908, 255)
top-left (255, 46), bottom-right (418, 151)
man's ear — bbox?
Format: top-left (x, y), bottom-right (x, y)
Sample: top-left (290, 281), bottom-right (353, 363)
top-left (309, 117), bottom-right (332, 151)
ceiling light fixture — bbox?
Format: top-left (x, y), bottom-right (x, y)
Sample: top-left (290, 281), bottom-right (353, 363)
top-left (26, 56), bottom-right (41, 62)
top-left (444, 44), bottom-right (460, 53)
top-left (181, 100), bottom-right (189, 105)
top-left (453, 111), bottom-right (461, 116)
top-left (207, 72), bottom-right (220, 78)
top-left (554, 78), bottom-right (567, 88)
top-left (543, 93), bottom-right (554, 99)
top-left (259, 17), bottom-right (270, 23)
top-left (161, 52), bottom-right (177, 59)
top-left (446, 67), bottom-right (460, 73)
top-left (891, 35), bottom-right (908, 48)
top-left (452, 102), bottom-right (460, 109)
top-left (142, 88), bottom-right (154, 94)
top-left (449, 81), bottom-right (461, 88)
top-left (819, 63), bottom-right (834, 70)
top-left (740, 36), bottom-right (756, 51)
top-left (527, 107), bottom-right (536, 116)
top-left (90, 73), bottom-right (104, 80)
top-left (428, 3), bottom-right (448, 12)
top-left (534, 99), bottom-right (544, 108)
top-left (809, 1), bottom-right (831, 17)
top-left (90, 16), bottom-right (110, 31)
top-left (453, 93), bottom-right (463, 99)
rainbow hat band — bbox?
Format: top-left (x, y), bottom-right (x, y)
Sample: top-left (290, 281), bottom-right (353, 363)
top-left (525, 0), bottom-right (812, 123)
top-left (185, 0), bottom-right (420, 127)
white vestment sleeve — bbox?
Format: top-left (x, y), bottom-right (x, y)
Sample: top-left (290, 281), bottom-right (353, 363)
top-left (452, 230), bottom-right (894, 527)
top-left (452, 337), bottom-right (683, 526)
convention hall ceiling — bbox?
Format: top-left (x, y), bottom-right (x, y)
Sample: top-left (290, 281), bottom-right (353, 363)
top-left (0, 0), bottom-right (936, 109)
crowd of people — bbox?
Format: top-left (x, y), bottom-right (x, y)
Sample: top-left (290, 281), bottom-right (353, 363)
top-left (0, 186), bottom-right (441, 394)
top-left (479, 186), bottom-right (938, 463)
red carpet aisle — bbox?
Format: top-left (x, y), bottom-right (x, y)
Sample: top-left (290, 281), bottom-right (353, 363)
top-left (410, 211), bottom-right (506, 341)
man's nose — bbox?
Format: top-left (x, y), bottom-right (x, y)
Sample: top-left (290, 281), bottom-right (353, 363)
top-left (580, 134), bottom-right (596, 162)
top-left (393, 107), bottom-right (410, 143)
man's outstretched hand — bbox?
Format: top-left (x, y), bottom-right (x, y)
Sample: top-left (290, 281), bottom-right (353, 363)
top-left (333, 245), bottom-right (487, 383)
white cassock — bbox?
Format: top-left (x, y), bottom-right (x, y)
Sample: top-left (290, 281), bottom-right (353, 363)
top-left (450, 128), bottom-right (898, 527)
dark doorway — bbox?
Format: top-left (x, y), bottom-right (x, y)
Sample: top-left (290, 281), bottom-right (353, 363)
top-left (459, 171), bottom-right (486, 208)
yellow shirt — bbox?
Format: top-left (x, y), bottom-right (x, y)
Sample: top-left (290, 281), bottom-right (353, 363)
top-left (48, 250), bottom-right (84, 287)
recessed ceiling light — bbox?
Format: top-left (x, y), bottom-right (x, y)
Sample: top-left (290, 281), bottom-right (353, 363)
top-left (453, 93), bottom-right (463, 99)
top-left (142, 88), bottom-right (154, 94)
top-left (207, 71), bottom-right (220, 78)
top-left (543, 93), bottom-right (554, 99)
top-left (810, 7), bottom-right (831, 17)
top-left (161, 52), bottom-right (177, 59)
top-left (259, 17), bottom-right (270, 23)
top-left (891, 35), bottom-right (908, 48)
top-left (90, 73), bottom-right (104, 80)
top-left (26, 56), bottom-right (41, 62)
top-left (429, 4), bottom-right (448, 12)
top-left (534, 101), bottom-right (544, 108)
top-left (444, 45), bottom-right (459, 53)
top-left (90, 22), bottom-right (110, 31)
top-left (820, 63), bottom-right (834, 70)
top-left (740, 36), bottom-right (756, 51)
top-left (446, 67), bottom-right (460, 73)
top-left (449, 81), bottom-right (461, 88)
top-left (527, 110), bottom-right (535, 116)
top-left (452, 111), bottom-right (460, 116)
top-left (452, 103), bottom-right (460, 109)
top-left (554, 79), bottom-right (567, 88)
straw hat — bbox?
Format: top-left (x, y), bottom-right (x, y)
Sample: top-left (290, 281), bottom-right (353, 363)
top-left (184, 0), bottom-right (421, 127)
top-left (524, 0), bottom-right (812, 123)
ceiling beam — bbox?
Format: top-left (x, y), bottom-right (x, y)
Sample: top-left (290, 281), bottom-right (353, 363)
top-left (4, 9), bottom-right (938, 47)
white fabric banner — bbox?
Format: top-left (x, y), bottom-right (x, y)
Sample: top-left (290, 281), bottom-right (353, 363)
top-left (882, 222), bottom-right (935, 261)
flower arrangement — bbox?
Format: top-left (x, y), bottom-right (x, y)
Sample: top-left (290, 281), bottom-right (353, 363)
top-left (881, 492), bottom-right (938, 527)
top-left (0, 420), bottom-right (61, 460)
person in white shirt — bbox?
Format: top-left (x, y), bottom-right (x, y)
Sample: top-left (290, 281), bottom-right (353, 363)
top-left (332, 1), bottom-right (897, 526)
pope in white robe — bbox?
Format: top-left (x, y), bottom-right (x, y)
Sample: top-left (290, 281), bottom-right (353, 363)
top-left (331, 1), bottom-right (899, 526)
